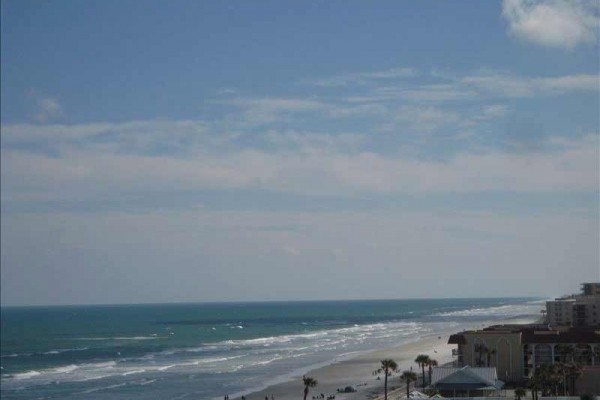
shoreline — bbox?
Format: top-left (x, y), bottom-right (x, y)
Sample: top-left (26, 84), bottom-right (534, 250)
top-left (229, 316), bottom-right (538, 400)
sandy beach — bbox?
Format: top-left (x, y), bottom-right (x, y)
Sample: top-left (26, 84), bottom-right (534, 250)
top-left (232, 317), bottom-right (537, 400)
top-left (231, 332), bottom-right (452, 400)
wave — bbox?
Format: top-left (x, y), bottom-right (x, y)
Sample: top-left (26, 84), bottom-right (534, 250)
top-left (122, 369), bottom-right (146, 376)
top-left (204, 321), bottom-right (422, 350)
top-left (52, 364), bottom-right (79, 374)
top-left (12, 370), bottom-right (41, 379)
top-left (43, 347), bottom-right (89, 355)
top-left (1, 347), bottom-right (89, 359)
top-left (80, 382), bottom-right (129, 394)
top-left (3, 361), bottom-right (117, 381)
top-left (74, 336), bottom-right (164, 341)
top-left (430, 302), bottom-right (542, 318)
top-left (1, 353), bottom-right (27, 358)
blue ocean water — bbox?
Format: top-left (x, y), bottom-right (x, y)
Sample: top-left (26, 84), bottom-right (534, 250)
top-left (1, 298), bottom-right (543, 399)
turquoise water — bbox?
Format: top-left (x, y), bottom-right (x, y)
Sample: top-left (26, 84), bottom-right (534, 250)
top-left (1, 298), bottom-right (542, 399)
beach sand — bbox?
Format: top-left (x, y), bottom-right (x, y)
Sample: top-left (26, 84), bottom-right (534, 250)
top-left (230, 317), bottom-right (537, 400)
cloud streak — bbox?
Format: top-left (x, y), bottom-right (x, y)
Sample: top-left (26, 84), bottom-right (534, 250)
top-left (307, 67), bottom-right (417, 87)
top-left (2, 125), bottom-right (597, 209)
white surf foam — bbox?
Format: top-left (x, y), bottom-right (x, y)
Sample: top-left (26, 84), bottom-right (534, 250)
top-left (431, 302), bottom-right (543, 318)
top-left (12, 370), bottom-right (41, 379)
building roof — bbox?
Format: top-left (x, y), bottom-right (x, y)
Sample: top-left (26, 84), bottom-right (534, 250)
top-left (448, 325), bottom-right (600, 344)
top-left (431, 366), bottom-right (504, 390)
top-left (522, 329), bottom-right (600, 344)
top-left (448, 334), bottom-right (466, 344)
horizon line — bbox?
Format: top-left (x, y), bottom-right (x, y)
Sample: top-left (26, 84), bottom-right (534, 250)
top-left (0, 295), bottom-right (548, 309)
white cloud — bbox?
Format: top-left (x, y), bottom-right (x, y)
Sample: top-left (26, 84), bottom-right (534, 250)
top-left (28, 91), bottom-right (63, 122)
top-left (502, 0), bottom-right (599, 49)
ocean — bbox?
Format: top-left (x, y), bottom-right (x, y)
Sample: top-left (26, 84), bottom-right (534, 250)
top-left (1, 298), bottom-right (543, 399)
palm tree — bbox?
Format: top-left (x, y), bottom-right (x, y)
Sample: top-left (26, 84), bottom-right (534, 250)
top-left (552, 362), bottom-right (568, 395)
top-left (528, 371), bottom-right (541, 400)
top-left (514, 387), bottom-right (526, 400)
top-left (537, 364), bottom-right (560, 396)
top-left (302, 376), bottom-right (317, 400)
top-left (575, 345), bottom-right (593, 366)
top-left (473, 343), bottom-right (487, 367)
top-left (401, 370), bottom-right (418, 399)
top-left (427, 359), bottom-right (438, 385)
top-left (414, 354), bottom-right (430, 388)
top-left (377, 359), bottom-right (398, 400)
top-left (485, 348), bottom-right (497, 367)
top-left (593, 345), bottom-right (600, 366)
top-left (555, 344), bottom-right (574, 363)
top-left (565, 362), bottom-right (582, 396)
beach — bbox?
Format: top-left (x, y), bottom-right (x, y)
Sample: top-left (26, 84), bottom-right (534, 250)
top-left (237, 317), bottom-right (537, 400)
top-left (239, 333), bottom-right (453, 400)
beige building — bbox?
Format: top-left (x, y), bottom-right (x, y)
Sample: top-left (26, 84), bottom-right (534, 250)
top-left (449, 325), bottom-right (600, 384)
top-left (449, 325), bottom-right (526, 383)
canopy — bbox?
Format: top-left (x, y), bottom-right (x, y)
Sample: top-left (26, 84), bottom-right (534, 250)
top-left (431, 366), bottom-right (504, 391)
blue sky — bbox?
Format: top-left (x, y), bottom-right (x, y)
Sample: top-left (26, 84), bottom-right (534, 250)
top-left (1, 0), bottom-right (599, 305)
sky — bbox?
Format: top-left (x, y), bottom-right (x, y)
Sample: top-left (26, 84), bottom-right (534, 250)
top-left (1, 0), bottom-right (599, 306)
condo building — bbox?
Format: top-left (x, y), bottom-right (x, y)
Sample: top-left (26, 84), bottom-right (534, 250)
top-left (546, 283), bottom-right (600, 327)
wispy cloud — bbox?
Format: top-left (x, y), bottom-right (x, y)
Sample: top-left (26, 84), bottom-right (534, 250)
top-left (386, 105), bottom-right (460, 133)
top-left (28, 90), bottom-right (63, 122)
top-left (502, 0), bottom-right (599, 49)
top-left (339, 71), bottom-right (598, 104)
top-left (307, 67), bottom-right (417, 87)
top-left (216, 97), bottom-right (329, 127)
top-left (461, 71), bottom-right (599, 97)
top-left (2, 122), bottom-right (597, 208)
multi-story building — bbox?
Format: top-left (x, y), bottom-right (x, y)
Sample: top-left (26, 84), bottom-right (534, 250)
top-left (449, 325), bottom-right (525, 382)
top-left (546, 298), bottom-right (575, 326)
top-left (582, 283), bottom-right (600, 296)
top-left (572, 299), bottom-right (600, 327)
top-left (448, 324), bottom-right (600, 383)
top-left (546, 282), bottom-right (600, 327)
